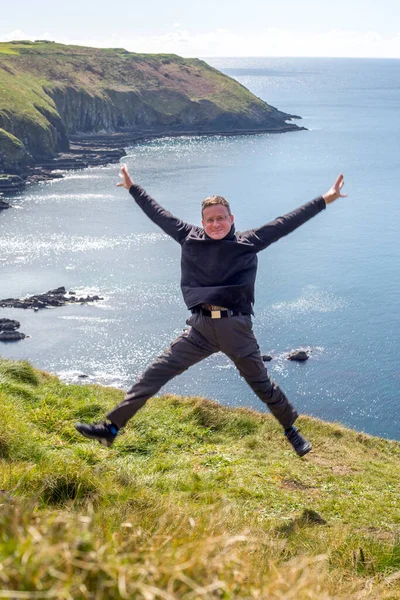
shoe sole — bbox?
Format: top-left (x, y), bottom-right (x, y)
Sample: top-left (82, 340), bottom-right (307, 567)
top-left (75, 426), bottom-right (114, 447)
top-left (296, 444), bottom-right (312, 457)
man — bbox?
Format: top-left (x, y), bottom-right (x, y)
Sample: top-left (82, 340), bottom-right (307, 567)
top-left (76, 166), bottom-right (346, 456)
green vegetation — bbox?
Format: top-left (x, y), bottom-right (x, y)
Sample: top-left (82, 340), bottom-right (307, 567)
top-left (0, 357), bottom-right (399, 598)
top-left (0, 128), bottom-right (33, 172)
top-left (0, 41), bottom-right (297, 176)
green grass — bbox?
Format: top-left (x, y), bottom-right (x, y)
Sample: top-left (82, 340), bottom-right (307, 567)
top-left (0, 357), bottom-right (399, 598)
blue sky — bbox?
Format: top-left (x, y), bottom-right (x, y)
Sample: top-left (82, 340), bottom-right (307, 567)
top-left (1, 0), bottom-right (400, 58)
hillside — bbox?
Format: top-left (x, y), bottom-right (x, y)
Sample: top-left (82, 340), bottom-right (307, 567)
top-left (0, 357), bottom-right (399, 598)
top-left (0, 41), bottom-right (303, 183)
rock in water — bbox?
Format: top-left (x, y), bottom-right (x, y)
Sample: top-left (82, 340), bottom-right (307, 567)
top-left (0, 330), bottom-right (26, 341)
top-left (287, 350), bottom-right (309, 362)
top-left (0, 287), bottom-right (103, 309)
top-left (0, 318), bottom-right (20, 331)
top-left (0, 199), bottom-right (11, 210)
top-left (0, 318), bottom-right (26, 341)
top-left (261, 354), bottom-right (273, 362)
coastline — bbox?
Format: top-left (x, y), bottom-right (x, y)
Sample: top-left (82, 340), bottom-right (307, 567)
top-left (0, 122), bottom-right (305, 197)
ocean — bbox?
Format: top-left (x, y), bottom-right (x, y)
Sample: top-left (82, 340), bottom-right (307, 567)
top-left (1, 57), bottom-right (399, 440)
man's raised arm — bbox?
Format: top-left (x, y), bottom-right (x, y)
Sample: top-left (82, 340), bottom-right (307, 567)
top-left (244, 174), bottom-right (347, 252)
top-left (117, 164), bottom-right (193, 244)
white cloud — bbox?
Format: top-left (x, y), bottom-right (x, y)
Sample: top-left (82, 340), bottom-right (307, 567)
top-left (0, 29), bottom-right (28, 41)
top-left (1, 28), bottom-right (400, 58)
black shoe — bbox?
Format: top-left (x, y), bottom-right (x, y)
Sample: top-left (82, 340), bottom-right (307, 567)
top-left (75, 421), bottom-right (118, 447)
top-left (285, 426), bottom-right (312, 457)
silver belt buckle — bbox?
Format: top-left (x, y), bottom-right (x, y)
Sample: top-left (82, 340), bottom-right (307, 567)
top-left (211, 310), bottom-right (221, 319)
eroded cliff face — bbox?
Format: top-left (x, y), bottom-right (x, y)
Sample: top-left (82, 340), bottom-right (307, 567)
top-left (0, 41), bottom-right (303, 180)
top-left (48, 87), bottom-right (161, 134)
top-left (48, 86), bottom-right (296, 137)
top-left (0, 129), bottom-right (33, 174)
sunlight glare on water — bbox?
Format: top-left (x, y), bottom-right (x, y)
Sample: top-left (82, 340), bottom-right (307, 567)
top-left (1, 58), bottom-right (399, 439)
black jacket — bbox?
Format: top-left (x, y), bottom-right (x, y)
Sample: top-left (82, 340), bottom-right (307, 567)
top-left (129, 184), bottom-right (326, 314)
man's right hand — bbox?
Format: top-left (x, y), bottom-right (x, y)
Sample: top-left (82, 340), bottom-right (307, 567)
top-left (116, 164), bottom-right (134, 190)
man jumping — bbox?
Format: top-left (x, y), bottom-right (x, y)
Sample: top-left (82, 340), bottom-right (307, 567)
top-left (76, 166), bottom-right (346, 456)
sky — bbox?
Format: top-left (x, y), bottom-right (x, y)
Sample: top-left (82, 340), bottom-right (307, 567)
top-left (1, 0), bottom-right (400, 58)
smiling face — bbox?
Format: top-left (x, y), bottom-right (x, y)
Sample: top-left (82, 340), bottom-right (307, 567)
top-left (202, 204), bottom-right (234, 240)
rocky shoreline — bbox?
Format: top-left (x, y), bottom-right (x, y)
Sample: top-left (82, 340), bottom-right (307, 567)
top-left (0, 139), bottom-right (128, 196)
top-left (0, 287), bottom-right (104, 342)
top-left (0, 124), bottom-right (305, 197)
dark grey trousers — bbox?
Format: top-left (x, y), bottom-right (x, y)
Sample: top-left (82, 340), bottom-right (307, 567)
top-left (107, 312), bottom-right (298, 430)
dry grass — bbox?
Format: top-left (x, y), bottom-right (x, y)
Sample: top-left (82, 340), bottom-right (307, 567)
top-left (0, 358), bottom-right (399, 598)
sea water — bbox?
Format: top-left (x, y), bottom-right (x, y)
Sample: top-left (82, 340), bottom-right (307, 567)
top-left (1, 57), bottom-right (399, 440)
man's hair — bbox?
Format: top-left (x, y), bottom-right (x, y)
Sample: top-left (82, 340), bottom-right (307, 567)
top-left (201, 195), bottom-right (231, 216)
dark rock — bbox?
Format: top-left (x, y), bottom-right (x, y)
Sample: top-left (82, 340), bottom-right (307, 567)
top-left (261, 354), bottom-right (273, 362)
top-left (0, 146), bottom-right (127, 192)
top-left (48, 286), bottom-right (66, 295)
top-left (0, 174), bottom-right (26, 194)
top-left (28, 145), bottom-right (127, 184)
top-left (27, 168), bottom-right (65, 184)
top-left (14, 302), bottom-right (26, 309)
top-left (0, 199), bottom-right (10, 210)
top-left (0, 330), bottom-right (26, 341)
top-left (78, 374), bottom-right (89, 378)
top-left (0, 317), bottom-right (27, 341)
top-left (287, 350), bottom-right (309, 362)
top-left (0, 287), bottom-right (103, 309)
top-left (0, 318), bottom-right (20, 331)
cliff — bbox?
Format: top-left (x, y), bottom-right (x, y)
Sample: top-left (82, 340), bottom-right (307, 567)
top-left (0, 41), bottom-right (303, 183)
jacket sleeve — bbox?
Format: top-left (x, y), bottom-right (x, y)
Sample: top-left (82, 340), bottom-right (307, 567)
top-left (129, 184), bottom-right (193, 244)
top-left (243, 196), bottom-right (326, 252)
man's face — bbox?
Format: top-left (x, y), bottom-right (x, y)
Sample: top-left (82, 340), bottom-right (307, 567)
top-left (202, 205), bottom-right (234, 240)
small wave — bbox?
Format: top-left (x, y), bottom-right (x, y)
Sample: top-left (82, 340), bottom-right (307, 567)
top-left (57, 369), bottom-right (125, 388)
top-left (0, 232), bottom-right (165, 260)
top-left (271, 345), bottom-right (325, 361)
top-left (58, 316), bottom-right (116, 323)
top-left (67, 285), bottom-right (103, 297)
top-left (63, 174), bottom-right (103, 181)
top-left (36, 193), bottom-right (114, 201)
top-left (271, 286), bottom-right (346, 314)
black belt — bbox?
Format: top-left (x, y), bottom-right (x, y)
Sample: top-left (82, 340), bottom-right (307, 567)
top-left (191, 307), bottom-right (248, 319)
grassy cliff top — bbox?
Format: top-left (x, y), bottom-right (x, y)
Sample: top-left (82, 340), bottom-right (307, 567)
top-left (0, 357), bottom-right (399, 598)
top-left (0, 40), bottom-right (275, 118)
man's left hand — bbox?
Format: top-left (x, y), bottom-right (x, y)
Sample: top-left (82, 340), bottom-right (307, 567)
top-left (323, 173), bottom-right (347, 205)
